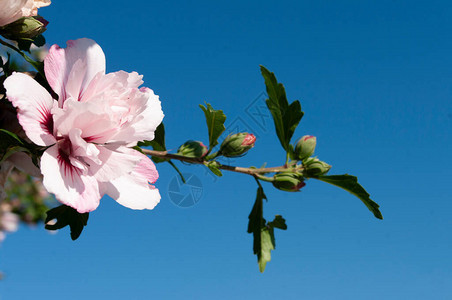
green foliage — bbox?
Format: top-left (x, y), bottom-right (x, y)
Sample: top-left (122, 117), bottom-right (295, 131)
top-left (138, 124), bottom-right (187, 183)
top-left (248, 187), bottom-right (265, 267)
top-left (247, 187), bottom-right (287, 272)
top-left (315, 174), bottom-right (383, 219)
top-left (5, 171), bottom-right (55, 224)
top-left (0, 129), bottom-right (30, 163)
top-left (205, 161), bottom-right (222, 177)
top-left (177, 140), bottom-right (207, 158)
top-left (218, 132), bottom-right (255, 157)
top-left (199, 103), bottom-right (226, 154)
top-left (260, 66), bottom-right (304, 157)
top-left (138, 123), bottom-right (167, 163)
top-left (268, 215), bottom-right (288, 230)
top-left (45, 205), bottom-right (89, 240)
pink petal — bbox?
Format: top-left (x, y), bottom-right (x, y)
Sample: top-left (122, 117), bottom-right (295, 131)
top-left (132, 150), bottom-right (159, 184)
top-left (102, 150), bottom-right (160, 210)
top-left (44, 38), bottom-right (106, 106)
top-left (4, 72), bottom-right (56, 146)
top-left (87, 145), bottom-right (140, 182)
top-left (41, 145), bottom-right (100, 213)
top-left (53, 99), bottom-right (118, 143)
top-left (0, 0), bottom-right (26, 26)
top-left (0, 0), bottom-right (46, 27)
top-left (109, 86), bottom-right (164, 145)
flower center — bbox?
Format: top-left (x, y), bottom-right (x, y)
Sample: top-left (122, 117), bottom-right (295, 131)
top-left (57, 137), bottom-right (73, 157)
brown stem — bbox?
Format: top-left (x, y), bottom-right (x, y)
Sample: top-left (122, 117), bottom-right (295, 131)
top-left (141, 149), bottom-right (295, 176)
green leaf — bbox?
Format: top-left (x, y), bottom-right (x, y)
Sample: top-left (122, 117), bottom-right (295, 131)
top-left (259, 227), bottom-right (274, 272)
top-left (260, 66), bottom-right (304, 155)
top-left (268, 215), bottom-right (287, 230)
top-left (199, 103), bottom-right (226, 153)
top-left (259, 215), bottom-right (287, 272)
top-left (0, 129), bottom-right (30, 163)
top-left (45, 205), bottom-right (89, 241)
top-left (137, 123), bottom-right (186, 182)
top-left (32, 34), bottom-right (45, 47)
top-left (247, 187), bottom-right (266, 261)
top-left (205, 161), bottom-right (223, 177)
top-left (315, 174), bottom-right (383, 219)
top-left (138, 123), bottom-right (167, 163)
top-left (247, 188), bottom-right (287, 272)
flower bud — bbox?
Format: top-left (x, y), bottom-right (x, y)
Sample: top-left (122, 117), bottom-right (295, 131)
top-left (176, 140), bottom-right (208, 158)
top-left (303, 157), bottom-right (331, 177)
top-left (0, 16), bottom-right (48, 40)
top-left (294, 135), bottom-right (316, 161)
top-left (219, 132), bottom-right (256, 157)
top-left (272, 172), bottom-right (306, 192)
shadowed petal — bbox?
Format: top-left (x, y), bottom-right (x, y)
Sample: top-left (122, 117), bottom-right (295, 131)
top-left (7, 152), bottom-right (41, 178)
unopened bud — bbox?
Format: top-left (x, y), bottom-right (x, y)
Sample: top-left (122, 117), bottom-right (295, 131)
top-left (0, 16), bottom-right (48, 40)
top-left (294, 135), bottom-right (316, 161)
top-left (219, 132), bottom-right (256, 157)
top-left (177, 140), bottom-right (208, 158)
top-left (272, 172), bottom-right (305, 192)
top-left (303, 157), bottom-right (331, 177)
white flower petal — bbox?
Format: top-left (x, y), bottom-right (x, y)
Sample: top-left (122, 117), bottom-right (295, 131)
top-left (103, 150), bottom-right (160, 210)
top-left (104, 179), bottom-right (161, 210)
top-left (41, 145), bottom-right (100, 213)
top-left (87, 145), bottom-right (140, 182)
top-left (4, 72), bottom-right (56, 146)
top-left (44, 38), bottom-right (106, 105)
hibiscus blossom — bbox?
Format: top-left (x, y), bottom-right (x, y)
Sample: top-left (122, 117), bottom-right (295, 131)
top-left (0, 204), bottom-right (19, 243)
top-left (4, 38), bottom-right (164, 213)
top-left (0, 0), bottom-right (51, 27)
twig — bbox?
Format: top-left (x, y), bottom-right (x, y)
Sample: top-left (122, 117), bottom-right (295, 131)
top-left (141, 149), bottom-right (295, 176)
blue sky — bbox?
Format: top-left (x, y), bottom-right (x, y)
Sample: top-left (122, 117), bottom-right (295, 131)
top-left (1, 1), bottom-right (451, 299)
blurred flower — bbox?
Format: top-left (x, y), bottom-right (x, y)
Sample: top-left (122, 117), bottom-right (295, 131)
top-left (5, 38), bottom-right (164, 213)
top-left (0, 203), bottom-right (19, 242)
top-left (0, 0), bottom-right (51, 27)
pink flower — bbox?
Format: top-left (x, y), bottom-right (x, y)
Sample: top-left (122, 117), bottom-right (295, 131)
top-left (0, 0), bottom-right (51, 27)
top-left (4, 38), bottom-right (164, 213)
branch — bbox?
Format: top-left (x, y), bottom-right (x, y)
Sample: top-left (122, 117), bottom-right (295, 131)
top-left (141, 149), bottom-right (294, 176)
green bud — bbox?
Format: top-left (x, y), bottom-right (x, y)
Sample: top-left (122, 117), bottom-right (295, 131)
top-left (294, 135), bottom-right (316, 161)
top-left (176, 140), bottom-right (208, 158)
top-left (303, 157), bottom-right (331, 177)
top-left (0, 16), bottom-right (48, 40)
top-left (272, 172), bottom-right (306, 192)
top-left (219, 132), bottom-right (256, 157)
